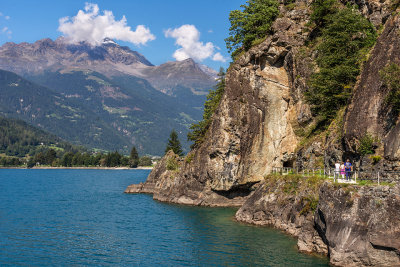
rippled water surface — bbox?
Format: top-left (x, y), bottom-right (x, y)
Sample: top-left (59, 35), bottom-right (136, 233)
top-left (0, 169), bottom-right (328, 266)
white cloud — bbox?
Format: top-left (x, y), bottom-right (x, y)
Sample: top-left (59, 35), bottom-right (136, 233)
top-left (58, 3), bottom-right (155, 46)
top-left (1, 26), bottom-right (11, 38)
top-left (0, 12), bottom-right (10, 20)
top-left (212, 52), bottom-right (227, 62)
top-left (165, 24), bottom-right (226, 62)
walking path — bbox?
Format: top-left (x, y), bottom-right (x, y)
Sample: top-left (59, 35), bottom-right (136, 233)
top-left (334, 178), bottom-right (357, 184)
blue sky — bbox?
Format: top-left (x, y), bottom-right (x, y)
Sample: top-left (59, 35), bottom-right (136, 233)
top-left (0, 0), bottom-right (245, 70)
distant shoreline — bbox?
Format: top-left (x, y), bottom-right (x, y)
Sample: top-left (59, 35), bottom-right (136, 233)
top-left (0, 166), bottom-right (153, 170)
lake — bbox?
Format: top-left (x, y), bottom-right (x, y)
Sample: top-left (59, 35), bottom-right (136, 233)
top-left (0, 169), bottom-right (328, 266)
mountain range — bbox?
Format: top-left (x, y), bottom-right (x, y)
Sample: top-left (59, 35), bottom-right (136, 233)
top-left (0, 38), bottom-right (218, 155)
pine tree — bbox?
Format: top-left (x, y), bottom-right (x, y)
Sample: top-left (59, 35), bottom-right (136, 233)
top-left (165, 130), bottom-right (183, 156)
top-left (225, 0), bottom-right (279, 58)
top-left (129, 146), bottom-right (139, 168)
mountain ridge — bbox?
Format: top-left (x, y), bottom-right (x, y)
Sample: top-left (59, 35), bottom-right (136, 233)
top-left (0, 37), bottom-right (217, 95)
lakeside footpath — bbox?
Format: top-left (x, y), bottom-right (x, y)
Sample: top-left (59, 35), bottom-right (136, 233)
top-left (0, 166), bottom-right (153, 170)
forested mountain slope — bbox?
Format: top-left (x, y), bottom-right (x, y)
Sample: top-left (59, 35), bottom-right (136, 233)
top-left (0, 115), bottom-right (75, 157)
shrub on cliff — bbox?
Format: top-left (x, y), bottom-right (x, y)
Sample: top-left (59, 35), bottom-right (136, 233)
top-left (358, 133), bottom-right (377, 156)
top-left (188, 68), bottom-right (225, 149)
top-left (225, 0), bottom-right (279, 58)
top-left (166, 157), bottom-right (179, 171)
top-left (306, 5), bottom-right (376, 125)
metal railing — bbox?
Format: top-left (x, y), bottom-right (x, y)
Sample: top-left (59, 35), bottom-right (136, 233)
top-left (271, 167), bottom-right (400, 185)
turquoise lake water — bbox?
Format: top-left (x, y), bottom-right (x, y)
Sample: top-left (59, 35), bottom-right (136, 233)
top-left (0, 169), bottom-right (329, 266)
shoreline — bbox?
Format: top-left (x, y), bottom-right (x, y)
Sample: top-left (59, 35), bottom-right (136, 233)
top-left (0, 166), bottom-right (153, 170)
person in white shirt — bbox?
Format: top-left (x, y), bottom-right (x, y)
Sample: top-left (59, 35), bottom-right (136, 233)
top-left (334, 161), bottom-right (341, 181)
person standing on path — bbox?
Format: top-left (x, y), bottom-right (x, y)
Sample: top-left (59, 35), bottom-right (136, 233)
top-left (345, 159), bottom-right (353, 181)
top-left (334, 161), bottom-right (341, 181)
top-left (340, 162), bottom-right (345, 179)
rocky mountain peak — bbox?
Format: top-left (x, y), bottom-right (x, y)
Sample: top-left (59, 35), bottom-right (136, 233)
top-left (102, 37), bottom-right (118, 46)
top-left (0, 37), bottom-right (153, 75)
top-left (0, 37), bottom-right (217, 96)
top-left (140, 58), bottom-right (217, 95)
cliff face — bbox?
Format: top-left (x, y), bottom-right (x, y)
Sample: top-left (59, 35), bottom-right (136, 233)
top-left (315, 183), bottom-right (400, 266)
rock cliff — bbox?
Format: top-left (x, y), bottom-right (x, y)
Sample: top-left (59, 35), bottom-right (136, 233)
top-left (126, 0), bottom-right (400, 266)
top-left (126, 0), bottom-right (313, 205)
top-left (342, 14), bottom-right (400, 166)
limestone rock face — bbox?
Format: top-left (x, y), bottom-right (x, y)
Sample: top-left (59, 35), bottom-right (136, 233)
top-left (315, 183), bottom-right (400, 266)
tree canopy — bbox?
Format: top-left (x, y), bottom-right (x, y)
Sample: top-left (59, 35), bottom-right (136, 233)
top-left (225, 0), bottom-right (279, 58)
top-left (305, 5), bottom-right (376, 124)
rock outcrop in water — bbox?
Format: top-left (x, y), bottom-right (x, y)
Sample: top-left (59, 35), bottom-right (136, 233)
top-left (235, 175), bottom-right (328, 255)
top-left (126, 0), bottom-right (400, 266)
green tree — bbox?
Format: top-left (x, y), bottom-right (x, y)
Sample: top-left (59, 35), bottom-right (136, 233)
top-left (305, 6), bottom-right (376, 124)
top-left (61, 152), bottom-right (74, 167)
top-left (120, 156), bottom-right (129, 166)
top-left (45, 149), bottom-right (57, 165)
top-left (82, 153), bottom-right (91, 166)
top-left (72, 153), bottom-right (82, 166)
top-left (310, 0), bottom-right (337, 27)
top-left (109, 151), bottom-right (121, 167)
top-left (92, 153), bottom-right (102, 166)
top-left (27, 157), bottom-right (36, 168)
top-left (188, 68), bottom-right (225, 148)
top-left (129, 146), bottom-right (139, 168)
top-left (34, 152), bottom-right (46, 165)
top-left (138, 156), bottom-right (152, 166)
top-left (225, 0), bottom-right (279, 58)
top-left (165, 130), bottom-right (183, 156)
